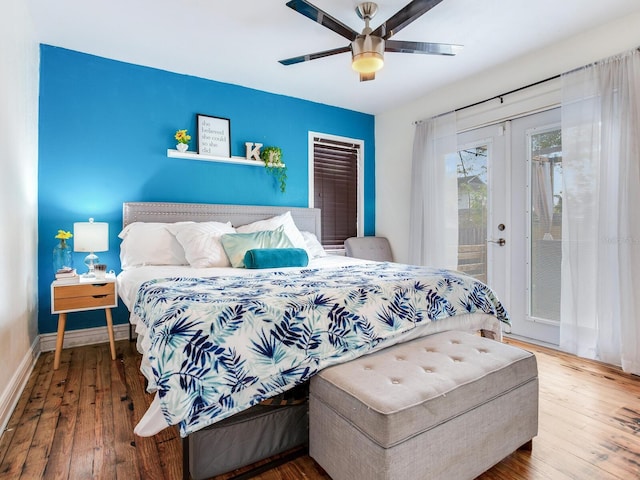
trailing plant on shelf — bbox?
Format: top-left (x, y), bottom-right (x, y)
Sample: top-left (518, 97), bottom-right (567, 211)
top-left (260, 146), bottom-right (287, 193)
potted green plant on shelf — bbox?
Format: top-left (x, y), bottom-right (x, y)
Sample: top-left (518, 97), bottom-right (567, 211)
top-left (261, 146), bottom-right (287, 193)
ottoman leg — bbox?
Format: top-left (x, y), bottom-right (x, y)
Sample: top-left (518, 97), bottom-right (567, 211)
top-left (518, 439), bottom-right (533, 452)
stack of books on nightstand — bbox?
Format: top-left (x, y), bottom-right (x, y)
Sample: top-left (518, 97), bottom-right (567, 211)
top-left (55, 267), bottom-right (78, 284)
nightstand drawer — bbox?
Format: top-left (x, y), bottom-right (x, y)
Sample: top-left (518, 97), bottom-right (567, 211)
top-left (52, 282), bottom-right (117, 313)
top-left (54, 293), bottom-right (117, 311)
top-left (53, 282), bottom-right (114, 299)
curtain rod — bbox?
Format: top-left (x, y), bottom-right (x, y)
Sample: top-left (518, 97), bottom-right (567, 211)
top-left (453, 73), bottom-right (561, 113)
top-left (414, 46), bottom-right (640, 125)
top-left (413, 73), bottom-right (560, 125)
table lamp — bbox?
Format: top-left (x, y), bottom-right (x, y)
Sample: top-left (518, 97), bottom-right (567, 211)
top-left (74, 218), bottom-right (109, 277)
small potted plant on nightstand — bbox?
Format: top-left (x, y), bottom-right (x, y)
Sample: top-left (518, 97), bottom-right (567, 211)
top-left (261, 146), bottom-right (287, 193)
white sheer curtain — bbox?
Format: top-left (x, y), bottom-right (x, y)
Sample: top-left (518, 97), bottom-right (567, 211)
top-left (560, 48), bottom-right (640, 374)
top-left (408, 111), bottom-right (458, 269)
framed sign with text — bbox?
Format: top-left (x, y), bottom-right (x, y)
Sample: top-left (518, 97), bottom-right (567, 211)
top-left (197, 114), bottom-right (231, 157)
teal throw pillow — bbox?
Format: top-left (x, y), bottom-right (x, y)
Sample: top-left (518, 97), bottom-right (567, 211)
top-left (244, 248), bottom-right (309, 269)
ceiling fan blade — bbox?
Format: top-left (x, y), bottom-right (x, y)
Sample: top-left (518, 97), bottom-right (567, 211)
top-left (372, 0), bottom-right (444, 39)
top-left (285, 0), bottom-right (359, 41)
top-left (359, 72), bottom-right (376, 82)
top-left (385, 40), bottom-right (462, 56)
top-left (279, 45), bottom-right (352, 66)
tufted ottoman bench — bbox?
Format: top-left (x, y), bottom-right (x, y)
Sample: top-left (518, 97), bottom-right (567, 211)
top-left (309, 330), bottom-right (538, 480)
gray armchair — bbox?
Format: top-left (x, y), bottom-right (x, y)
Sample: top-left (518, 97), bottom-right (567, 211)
top-left (344, 236), bottom-right (393, 262)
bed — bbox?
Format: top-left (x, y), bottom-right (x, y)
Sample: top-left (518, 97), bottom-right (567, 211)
top-left (117, 201), bottom-right (509, 479)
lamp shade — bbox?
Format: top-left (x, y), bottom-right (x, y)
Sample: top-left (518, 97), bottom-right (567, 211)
top-left (73, 219), bottom-right (109, 253)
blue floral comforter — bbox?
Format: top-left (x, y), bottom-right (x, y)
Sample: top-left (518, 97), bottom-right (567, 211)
top-left (133, 262), bottom-right (509, 436)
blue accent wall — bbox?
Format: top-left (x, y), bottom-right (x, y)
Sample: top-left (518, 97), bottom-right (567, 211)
top-left (37, 45), bottom-right (375, 334)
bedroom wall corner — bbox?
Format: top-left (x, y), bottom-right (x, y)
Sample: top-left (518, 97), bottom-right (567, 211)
top-left (0, 1), bottom-right (41, 432)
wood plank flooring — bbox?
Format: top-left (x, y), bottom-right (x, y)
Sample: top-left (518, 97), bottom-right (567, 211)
top-left (1, 337), bottom-right (639, 479)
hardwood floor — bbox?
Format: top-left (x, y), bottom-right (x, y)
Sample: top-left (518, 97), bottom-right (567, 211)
top-left (1, 337), bottom-right (639, 479)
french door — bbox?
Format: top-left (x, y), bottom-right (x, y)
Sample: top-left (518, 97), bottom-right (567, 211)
top-left (455, 124), bottom-right (508, 307)
top-left (456, 108), bottom-right (562, 345)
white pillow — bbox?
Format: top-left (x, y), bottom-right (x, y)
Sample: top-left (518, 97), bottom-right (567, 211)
top-left (236, 211), bottom-right (308, 253)
top-left (301, 231), bottom-right (327, 258)
top-left (118, 222), bottom-right (194, 269)
top-left (168, 221), bottom-right (236, 268)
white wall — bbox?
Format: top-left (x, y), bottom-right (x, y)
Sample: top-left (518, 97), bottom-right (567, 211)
top-left (376, 12), bottom-right (640, 263)
top-left (0, 1), bottom-right (40, 431)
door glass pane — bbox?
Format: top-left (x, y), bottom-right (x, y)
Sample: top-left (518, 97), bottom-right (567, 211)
top-left (456, 146), bottom-right (487, 282)
top-left (530, 129), bottom-right (562, 322)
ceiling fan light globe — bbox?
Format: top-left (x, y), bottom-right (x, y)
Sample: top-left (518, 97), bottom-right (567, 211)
top-left (351, 34), bottom-right (385, 74)
top-left (352, 52), bottom-right (384, 73)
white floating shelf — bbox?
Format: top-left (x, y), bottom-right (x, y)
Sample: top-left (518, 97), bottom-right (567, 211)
top-left (167, 149), bottom-right (285, 168)
top-left (167, 149), bottom-right (264, 167)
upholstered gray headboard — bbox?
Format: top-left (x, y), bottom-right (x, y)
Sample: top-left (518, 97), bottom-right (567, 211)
top-left (122, 202), bottom-right (321, 238)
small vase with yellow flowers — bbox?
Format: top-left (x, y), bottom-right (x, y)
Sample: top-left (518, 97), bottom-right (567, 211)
top-left (53, 229), bottom-right (74, 273)
top-left (175, 129), bottom-right (191, 152)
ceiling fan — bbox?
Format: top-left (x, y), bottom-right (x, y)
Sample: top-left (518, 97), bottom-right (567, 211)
top-left (279, 0), bottom-right (463, 82)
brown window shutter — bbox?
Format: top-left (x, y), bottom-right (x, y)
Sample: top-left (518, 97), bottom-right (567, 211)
top-left (313, 137), bottom-right (359, 249)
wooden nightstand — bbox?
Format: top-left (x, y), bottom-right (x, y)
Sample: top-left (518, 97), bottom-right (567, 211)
top-left (50, 274), bottom-right (118, 369)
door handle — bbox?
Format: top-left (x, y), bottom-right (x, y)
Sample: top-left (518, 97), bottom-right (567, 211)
top-left (487, 238), bottom-right (506, 246)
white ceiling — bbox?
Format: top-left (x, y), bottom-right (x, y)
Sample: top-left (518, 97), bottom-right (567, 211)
top-left (28, 0), bottom-right (640, 115)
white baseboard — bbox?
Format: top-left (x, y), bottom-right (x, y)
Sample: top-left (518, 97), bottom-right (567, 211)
top-left (503, 333), bottom-right (559, 350)
top-left (39, 324), bottom-right (131, 352)
top-left (0, 337), bottom-right (40, 435)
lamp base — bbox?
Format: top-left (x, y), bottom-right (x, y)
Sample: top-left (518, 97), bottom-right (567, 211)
top-left (84, 252), bottom-right (99, 276)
